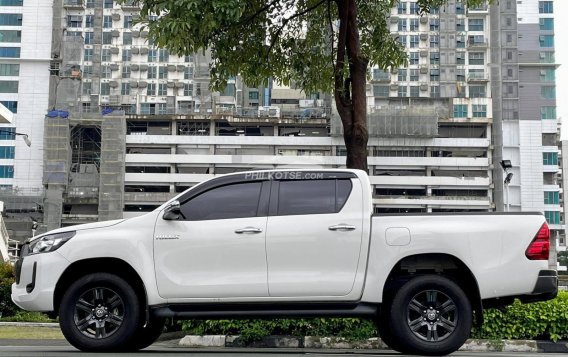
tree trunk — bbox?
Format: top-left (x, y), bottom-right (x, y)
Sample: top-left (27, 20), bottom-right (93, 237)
top-left (334, 0), bottom-right (369, 172)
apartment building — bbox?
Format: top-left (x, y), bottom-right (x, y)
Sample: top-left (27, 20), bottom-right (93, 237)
top-left (37, 0), bottom-right (562, 256)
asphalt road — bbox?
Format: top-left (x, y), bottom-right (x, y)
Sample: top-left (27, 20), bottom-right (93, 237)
top-left (0, 341), bottom-right (567, 357)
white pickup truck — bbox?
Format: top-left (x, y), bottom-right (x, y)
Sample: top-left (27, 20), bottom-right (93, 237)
top-left (12, 169), bottom-right (557, 355)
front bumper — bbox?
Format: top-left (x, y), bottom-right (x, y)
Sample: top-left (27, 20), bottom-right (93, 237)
top-left (11, 251), bottom-right (70, 311)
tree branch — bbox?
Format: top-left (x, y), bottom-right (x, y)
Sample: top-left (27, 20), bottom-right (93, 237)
top-left (327, 0), bottom-right (335, 73)
top-left (237, 0), bottom-right (281, 26)
top-left (266, 0), bottom-right (328, 59)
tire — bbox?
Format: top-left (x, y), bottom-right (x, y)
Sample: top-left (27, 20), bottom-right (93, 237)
top-left (376, 306), bottom-right (409, 354)
top-left (59, 272), bottom-right (141, 352)
top-left (388, 275), bottom-right (472, 356)
top-left (128, 316), bottom-right (166, 350)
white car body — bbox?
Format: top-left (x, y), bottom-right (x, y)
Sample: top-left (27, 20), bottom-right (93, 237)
top-left (11, 169), bottom-right (558, 354)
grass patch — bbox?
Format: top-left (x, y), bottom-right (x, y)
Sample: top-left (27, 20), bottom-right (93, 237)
top-left (0, 326), bottom-right (64, 340)
top-left (1, 311), bottom-right (55, 323)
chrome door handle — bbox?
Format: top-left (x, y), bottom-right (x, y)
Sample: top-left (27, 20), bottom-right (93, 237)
top-left (328, 224), bottom-right (356, 232)
top-left (235, 227), bottom-right (263, 234)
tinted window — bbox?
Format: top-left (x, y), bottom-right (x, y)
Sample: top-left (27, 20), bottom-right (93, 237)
top-left (278, 179), bottom-right (352, 216)
top-left (180, 182), bottom-right (262, 221)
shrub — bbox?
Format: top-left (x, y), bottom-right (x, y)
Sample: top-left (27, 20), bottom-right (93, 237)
top-left (1, 310), bottom-right (54, 322)
top-left (0, 261), bottom-right (18, 317)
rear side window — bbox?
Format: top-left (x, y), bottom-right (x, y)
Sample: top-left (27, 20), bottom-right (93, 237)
top-left (180, 182), bottom-right (262, 220)
top-left (277, 179), bottom-right (353, 216)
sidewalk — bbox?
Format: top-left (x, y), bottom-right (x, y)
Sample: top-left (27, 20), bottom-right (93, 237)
top-left (1, 322), bottom-right (567, 353)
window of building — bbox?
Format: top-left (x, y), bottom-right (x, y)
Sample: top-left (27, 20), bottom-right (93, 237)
top-left (101, 66), bottom-right (111, 78)
top-left (147, 83), bottom-right (156, 96)
top-left (0, 165), bottom-right (13, 178)
top-left (147, 49), bottom-right (157, 62)
top-left (249, 91), bottom-right (259, 100)
top-left (147, 66), bottom-right (157, 79)
top-left (541, 106), bottom-right (556, 119)
top-left (0, 30), bottom-right (20, 43)
top-left (409, 18), bottom-right (419, 31)
top-left (102, 31), bottom-right (112, 44)
top-left (158, 66), bottom-right (167, 79)
top-left (84, 32), bottom-right (94, 44)
top-left (83, 48), bottom-right (93, 61)
top-left (86, 0), bottom-right (94, 8)
top-left (456, 19), bottom-right (465, 31)
top-left (430, 86), bottom-right (440, 98)
top-left (158, 83), bottom-right (167, 96)
top-left (539, 35), bottom-right (554, 47)
top-left (472, 104), bottom-right (487, 117)
top-left (456, 2), bottom-right (465, 14)
top-left (83, 66), bottom-right (92, 78)
top-left (468, 18), bottom-right (484, 31)
top-left (103, 15), bottom-right (112, 28)
top-left (121, 82), bottom-right (130, 95)
top-left (0, 80), bottom-right (18, 93)
top-left (468, 52), bottom-right (484, 65)
top-left (398, 69), bottom-right (407, 82)
top-left (430, 35), bottom-right (439, 48)
top-left (122, 65), bottom-right (130, 78)
top-left (539, 18), bottom-right (554, 31)
top-left (409, 69), bottom-right (419, 81)
top-left (539, 1), bottom-right (553, 14)
top-left (398, 86), bottom-right (407, 97)
top-left (180, 181), bottom-right (262, 221)
top-left (0, 14), bottom-right (22, 26)
top-left (184, 66), bottom-right (193, 79)
top-left (183, 83), bottom-right (193, 96)
top-left (0, 0), bottom-right (23, 5)
top-left (541, 86), bottom-right (555, 99)
top-left (1, 101), bottom-right (17, 113)
top-left (409, 51), bottom-right (419, 65)
top-left (544, 191), bottom-right (559, 205)
top-left (85, 15), bottom-right (93, 28)
top-left (409, 85), bottom-right (419, 97)
top-left (456, 52), bottom-right (465, 64)
top-left (540, 68), bottom-right (555, 82)
top-left (123, 32), bottom-right (132, 45)
top-left (122, 48), bottom-right (131, 62)
top-left (159, 49), bottom-right (169, 62)
top-left (456, 69), bottom-right (466, 82)
top-left (453, 104), bottom-right (467, 118)
top-left (373, 85), bottom-right (389, 97)
top-left (398, 35), bottom-right (407, 47)
top-left (430, 68), bottom-right (439, 81)
top-left (82, 81), bottom-right (91, 94)
top-left (101, 48), bottom-right (111, 61)
top-left (469, 85), bottom-right (486, 98)
top-left (0, 47), bottom-right (19, 58)
top-left (543, 152), bottom-right (558, 165)
top-left (398, 18), bottom-right (407, 32)
top-left (410, 2), bottom-right (420, 14)
top-left (0, 128), bottom-right (14, 140)
top-left (103, 0), bottom-right (113, 8)
top-left (124, 15), bottom-right (133, 29)
top-left (0, 64), bottom-right (19, 76)
top-left (0, 146), bottom-right (14, 159)
top-left (184, 55), bottom-right (193, 63)
top-left (373, 69), bottom-right (389, 80)
top-left (100, 82), bottom-right (110, 95)
top-left (67, 15), bottom-right (82, 28)
top-left (544, 211), bottom-right (560, 224)
top-left (66, 31), bottom-right (82, 38)
top-left (397, 1), bottom-right (407, 14)
top-left (430, 51), bottom-right (440, 64)
top-left (539, 51), bottom-right (554, 63)
top-left (409, 35), bottom-right (419, 48)
top-left (456, 35), bottom-right (465, 48)
top-left (430, 18), bottom-right (439, 31)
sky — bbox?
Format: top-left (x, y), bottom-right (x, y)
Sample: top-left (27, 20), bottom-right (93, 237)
top-left (556, 0), bottom-right (567, 139)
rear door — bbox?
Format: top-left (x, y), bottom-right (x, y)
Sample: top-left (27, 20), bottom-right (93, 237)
top-left (265, 175), bottom-right (364, 297)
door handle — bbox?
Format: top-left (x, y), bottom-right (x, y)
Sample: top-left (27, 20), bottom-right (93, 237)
top-left (235, 227), bottom-right (263, 234)
top-left (328, 224), bottom-right (356, 232)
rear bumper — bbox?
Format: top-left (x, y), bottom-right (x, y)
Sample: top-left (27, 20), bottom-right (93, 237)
top-left (483, 270), bottom-right (558, 308)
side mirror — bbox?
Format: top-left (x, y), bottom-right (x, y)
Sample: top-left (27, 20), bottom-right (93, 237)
top-left (162, 200), bottom-right (181, 220)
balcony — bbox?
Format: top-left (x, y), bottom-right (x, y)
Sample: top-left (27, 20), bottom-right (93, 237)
top-left (468, 39), bottom-right (488, 48)
top-left (467, 5), bottom-right (488, 13)
top-left (467, 72), bottom-right (488, 82)
top-left (64, 0), bottom-right (83, 8)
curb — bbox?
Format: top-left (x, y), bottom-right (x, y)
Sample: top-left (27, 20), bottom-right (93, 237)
top-left (0, 322), bottom-right (59, 328)
top-left (179, 335), bottom-right (568, 353)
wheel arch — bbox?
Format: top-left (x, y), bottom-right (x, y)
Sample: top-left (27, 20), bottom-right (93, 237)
top-left (382, 253), bottom-right (483, 326)
top-left (53, 257), bottom-right (148, 317)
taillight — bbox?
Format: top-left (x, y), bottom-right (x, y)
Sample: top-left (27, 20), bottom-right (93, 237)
top-left (525, 222), bottom-right (550, 260)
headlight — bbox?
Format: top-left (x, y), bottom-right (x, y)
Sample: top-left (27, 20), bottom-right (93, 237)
top-left (29, 231), bottom-right (76, 255)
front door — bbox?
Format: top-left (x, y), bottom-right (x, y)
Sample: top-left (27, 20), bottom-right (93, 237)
top-left (265, 178), bottom-right (364, 297)
top-left (154, 180), bottom-right (270, 299)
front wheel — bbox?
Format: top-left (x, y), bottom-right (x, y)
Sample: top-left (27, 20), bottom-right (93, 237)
top-left (59, 273), bottom-right (141, 352)
top-left (388, 275), bottom-right (472, 356)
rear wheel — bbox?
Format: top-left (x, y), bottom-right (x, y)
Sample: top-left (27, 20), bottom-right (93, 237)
top-left (59, 273), bottom-right (141, 352)
top-left (388, 275), bottom-right (472, 356)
